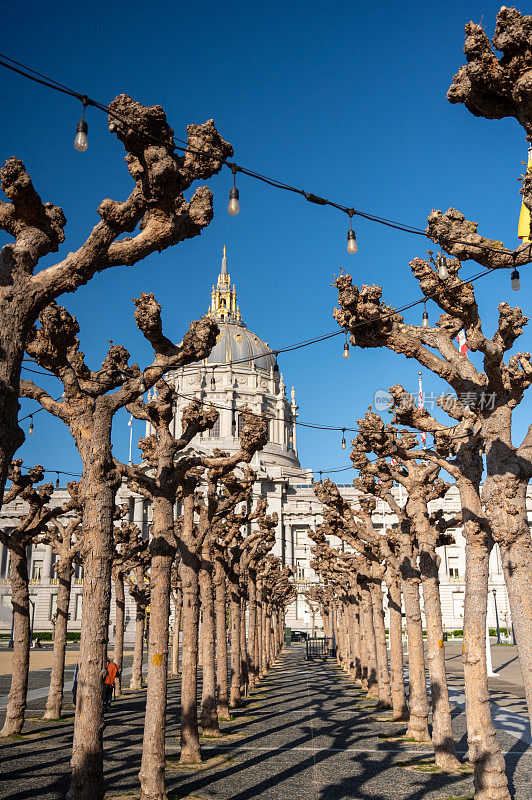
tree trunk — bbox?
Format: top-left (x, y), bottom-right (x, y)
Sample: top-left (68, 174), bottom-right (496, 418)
top-left (359, 580), bottom-right (379, 699)
top-left (401, 574), bottom-right (431, 742)
top-left (265, 604), bottom-right (272, 669)
top-left (247, 577), bottom-right (258, 690)
top-left (347, 591), bottom-right (362, 682)
top-left (171, 588), bottom-right (181, 678)
top-left (138, 495), bottom-right (175, 800)
top-left (483, 424), bottom-right (532, 729)
top-left (130, 600), bottom-right (145, 690)
top-left (459, 475), bottom-right (510, 800)
top-left (44, 564), bottom-right (72, 719)
top-left (370, 579), bottom-right (392, 709)
top-left (257, 586), bottom-right (265, 678)
top-left (178, 496), bottom-right (201, 764)
top-left (69, 468), bottom-right (117, 800)
top-left (198, 552), bottom-right (220, 736)
top-left (214, 560), bottom-right (230, 719)
top-left (499, 537), bottom-right (532, 728)
top-left (419, 546), bottom-right (460, 769)
top-left (113, 571), bottom-right (125, 697)
top-left (386, 577), bottom-right (409, 721)
top-left (1, 547), bottom-right (30, 736)
top-left (229, 578), bottom-right (242, 707)
top-left (240, 597), bottom-right (248, 692)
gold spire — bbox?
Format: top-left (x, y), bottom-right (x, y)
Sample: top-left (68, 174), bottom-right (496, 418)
top-left (206, 246), bottom-right (243, 325)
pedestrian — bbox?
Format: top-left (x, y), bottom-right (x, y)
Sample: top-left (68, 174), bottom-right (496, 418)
top-left (104, 658), bottom-right (119, 710)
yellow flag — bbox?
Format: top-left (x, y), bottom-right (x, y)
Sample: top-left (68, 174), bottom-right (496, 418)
top-left (518, 146), bottom-right (532, 242)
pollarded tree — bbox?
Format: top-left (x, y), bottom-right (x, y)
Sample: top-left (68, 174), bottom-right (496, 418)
top-left (354, 414), bottom-right (461, 769)
top-left (196, 472), bottom-right (259, 735)
top-left (0, 96), bottom-right (232, 506)
top-left (222, 498), bottom-right (273, 707)
top-left (428, 8), bottom-right (532, 271)
top-left (40, 481), bottom-right (84, 720)
top-left (0, 461), bottom-right (73, 736)
top-left (119, 384), bottom-right (267, 784)
top-left (388, 384), bottom-right (512, 800)
top-left (111, 516), bottom-right (146, 696)
top-left (316, 475), bottom-right (431, 741)
top-left (333, 251), bottom-right (532, 732)
top-left (20, 297), bottom-right (218, 800)
top-left (245, 506), bottom-right (277, 690)
top-left (170, 559), bottom-right (182, 678)
top-left (127, 557), bottom-right (150, 691)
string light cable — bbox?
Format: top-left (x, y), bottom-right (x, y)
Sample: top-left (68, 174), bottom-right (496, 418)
top-left (18, 263), bottom-right (511, 436)
top-left (0, 53), bottom-right (526, 268)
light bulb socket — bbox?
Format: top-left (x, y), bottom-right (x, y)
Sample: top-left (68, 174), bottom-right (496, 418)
top-left (511, 268), bottom-right (520, 290)
top-left (76, 119), bottom-right (88, 135)
top-left (229, 187), bottom-right (239, 201)
top-left (343, 342), bottom-right (350, 359)
top-left (422, 310), bottom-right (429, 328)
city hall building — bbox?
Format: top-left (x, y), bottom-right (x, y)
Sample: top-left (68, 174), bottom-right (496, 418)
top-left (0, 250), bottom-right (526, 640)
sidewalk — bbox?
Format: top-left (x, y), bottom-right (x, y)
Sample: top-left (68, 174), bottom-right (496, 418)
top-left (0, 643), bottom-right (530, 800)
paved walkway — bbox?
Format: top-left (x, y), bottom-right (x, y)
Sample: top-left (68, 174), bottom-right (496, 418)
top-left (0, 644), bottom-right (530, 799)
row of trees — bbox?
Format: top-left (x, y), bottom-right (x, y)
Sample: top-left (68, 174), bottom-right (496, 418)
top-left (0, 90), bottom-right (295, 800)
top-left (0, 399), bottom-right (293, 800)
top-left (324, 10), bottom-right (532, 800)
top-left (0, 8), bottom-right (531, 800)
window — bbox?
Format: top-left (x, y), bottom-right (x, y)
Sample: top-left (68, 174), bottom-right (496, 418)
top-left (0, 546), bottom-right (8, 578)
top-left (448, 555), bottom-right (460, 579)
top-left (31, 560), bottom-right (43, 581)
top-left (296, 559), bottom-right (306, 581)
top-left (74, 593), bottom-right (82, 620)
top-left (209, 416), bottom-right (221, 438)
top-left (237, 414), bottom-right (245, 437)
top-left (49, 594), bottom-right (57, 620)
top-left (1, 595), bottom-right (11, 608)
top-left (294, 527), bottom-right (307, 546)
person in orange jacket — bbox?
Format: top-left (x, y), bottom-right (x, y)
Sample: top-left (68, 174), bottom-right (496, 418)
top-left (104, 658), bottom-right (119, 710)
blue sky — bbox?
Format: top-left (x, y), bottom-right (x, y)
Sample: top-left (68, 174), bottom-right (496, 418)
top-left (1, 0), bottom-right (530, 481)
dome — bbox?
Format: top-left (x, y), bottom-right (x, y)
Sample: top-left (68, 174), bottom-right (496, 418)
top-left (190, 246), bottom-right (277, 372)
top-left (202, 321), bottom-right (276, 371)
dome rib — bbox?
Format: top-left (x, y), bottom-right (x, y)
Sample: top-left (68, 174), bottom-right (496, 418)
top-left (199, 322), bottom-right (276, 371)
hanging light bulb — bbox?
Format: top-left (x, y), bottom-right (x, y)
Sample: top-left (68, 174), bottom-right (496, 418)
top-left (56, 473), bottom-right (60, 489)
top-left (139, 378), bottom-right (146, 393)
top-left (210, 369), bottom-right (216, 390)
top-left (511, 268), bottom-right (521, 291)
top-left (231, 413), bottom-right (237, 436)
top-left (346, 210), bottom-right (358, 254)
top-left (343, 333), bottom-right (350, 359)
top-left (273, 352), bottom-right (280, 377)
top-left (341, 429), bottom-right (346, 450)
top-left (228, 164), bottom-right (240, 215)
top-left (74, 98), bottom-right (89, 152)
top-left (422, 301), bottom-right (429, 329)
top-left (437, 254), bottom-right (449, 280)
top-left (28, 417), bottom-right (34, 435)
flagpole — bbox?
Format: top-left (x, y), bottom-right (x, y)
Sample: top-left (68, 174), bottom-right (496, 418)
top-left (128, 418), bottom-right (133, 465)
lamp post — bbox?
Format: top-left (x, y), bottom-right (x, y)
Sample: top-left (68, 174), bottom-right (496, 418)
top-left (492, 588), bottom-right (501, 644)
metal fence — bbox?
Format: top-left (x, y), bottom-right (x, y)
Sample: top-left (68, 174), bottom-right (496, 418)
top-left (305, 636), bottom-right (336, 659)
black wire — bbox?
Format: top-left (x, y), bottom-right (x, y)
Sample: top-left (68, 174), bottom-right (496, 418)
top-left (0, 53), bottom-right (521, 258)
top-left (173, 391), bottom-right (359, 433)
